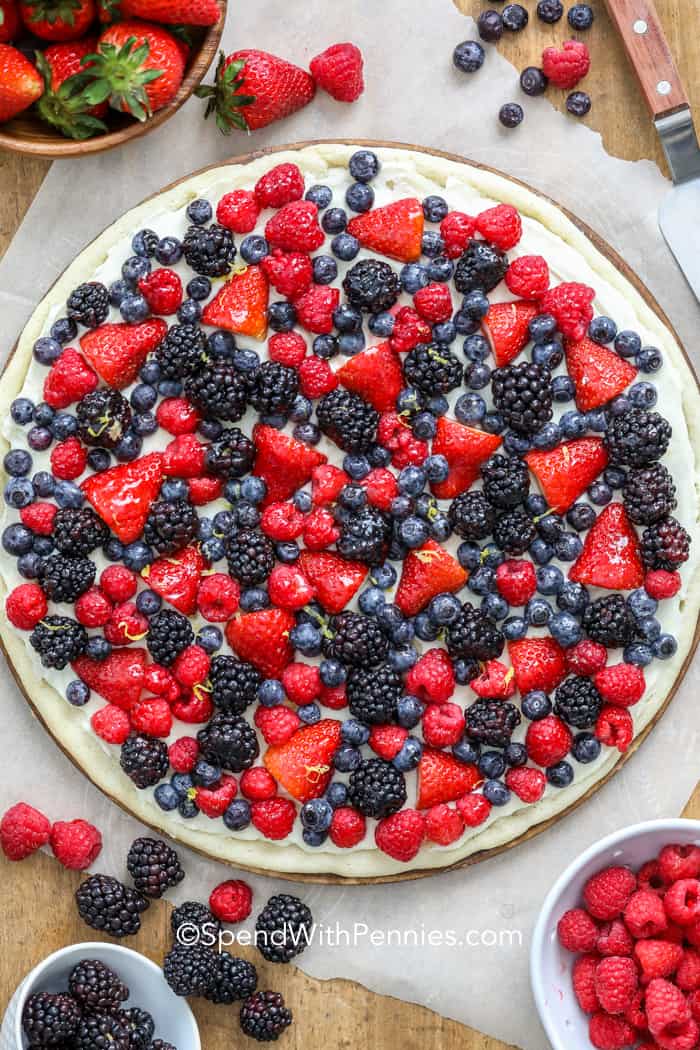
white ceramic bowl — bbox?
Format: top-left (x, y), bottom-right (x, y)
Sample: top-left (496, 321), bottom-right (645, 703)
top-left (531, 818), bottom-right (700, 1050)
top-left (5, 941), bottom-right (200, 1050)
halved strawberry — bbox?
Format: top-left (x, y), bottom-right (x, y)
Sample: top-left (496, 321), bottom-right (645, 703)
top-left (263, 719), bottom-right (342, 802)
top-left (226, 606), bottom-right (295, 678)
top-left (416, 747), bottom-right (482, 809)
top-left (43, 347), bottom-right (98, 409)
top-left (80, 319), bottom-right (167, 389)
top-left (509, 637), bottom-right (567, 694)
top-left (72, 648), bottom-right (147, 710)
top-left (566, 336), bottom-right (638, 412)
top-left (569, 502), bottom-right (644, 590)
top-left (395, 539), bottom-right (468, 617)
top-left (347, 198), bottom-right (424, 262)
top-left (431, 416), bottom-right (502, 499)
top-left (336, 342), bottom-right (403, 412)
top-left (81, 452), bottom-right (163, 543)
top-left (297, 550), bottom-right (367, 615)
top-left (253, 423), bottom-right (327, 505)
top-left (525, 438), bottom-right (609, 514)
top-left (201, 264), bottom-right (268, 340)
top-left (143, 545), bottom-right (205, 615)
top-left (482, 300), bottom-right (537, 367)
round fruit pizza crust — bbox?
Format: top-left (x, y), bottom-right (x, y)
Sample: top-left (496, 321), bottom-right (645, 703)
top-left (0, 142), bottom-right (699, 880)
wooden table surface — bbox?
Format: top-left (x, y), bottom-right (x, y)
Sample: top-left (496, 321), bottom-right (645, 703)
top-left (1, 3), bottom-right (699, 1047)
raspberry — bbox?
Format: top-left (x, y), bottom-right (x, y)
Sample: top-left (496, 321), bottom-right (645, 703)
top-left (261, 248), bottom-right (313, 299)
top-left (659, 845), bottom-right (700, 884)
top-left (268, 331), bottom-right (308, 368)
top-left (425, 803), bottom-right (464, 845)
top-left (329, 805), bottom-right (367, 848)
top-left (645, 570), bottom-right (681, 600)
top-left (596, 706), bottom-right (634, 753)
top-left (676, 948), bottom-right (700, 992)
top-left (623, 987), bottom-right (647, 1030)
top-left (0, 802), bottom-right (51, 861)
top-left (505, 255), bottom-right (550, 299)
top-left (495, 558), bottom-right (537, 606)
top-left (360, 467), bottom-right (398, 511)
top-left (173, 645), bottom-right (210, 688)
top-left (196, 774), bottom-right (238, 818)
top-left (261, 502), bottom-right (306, 541)
top-left (145, 665), bottom-right (178, 699)
top-left (320, 683), bottom-right (347, 709)
top-left (469, 660), bottom-right (517, 699)
top-left (312, 464), bottom-right (348, 505)
top-left (162, 433), bottom-right (207, 477)
top-left (573, 953), bottom-right (601, 1014)
top-left (268, 564), bottom-right (315, 610)
top-left (294, 283), bottom-right (340, 334)
top-left (156, 397), bottom-right (201, 435)
top-left (475, 204), bottom-right (522, 251)
top-left (557, 907), bottom-right (599, 952)
top-left (73, 587), bottom-right (112, 629)
top-left (49, 819), bottom-right (102, 870)
top-left (646, 978), bottom-right (691, 1039)
top-left (104, 602), bottom-right (148, 647)
top-left (303, 507), bottom-right (340, 550)
top-left (50, 436), bottom-right (87, 480)
top-left (43, 347), bottom-right (98, 409)
top-left (597, 920), bottom-right (633, 958)
top-left (456, 793), bottom-right (491, 827)
top-left (525, 714), bottom-right (572, 766)
top-left (664, 881), bottom-right (700, 927)
top-left (566, 639), bottom-right (608, 676)
top-left (172, 690), bottom-right (213, 724)
top-left (505, 766), bottom-right (546, 803)
top-left (690, 990), bottom-right (700, 1023)
top-left (298, 355), bottom-right (339, 398)
top-left (138, 268), bottom-right (182, 315)
top-left (542, 39), bottom-right (591, 89)
top-left (440, 211), bottom-right (476, 259)
top-left (594, 664), bottom-right (646, 707)
top-left (196, 574), bottom-right (240, 622)
top-left (168, 736), bottom-right (199, 773)
top-left (209, 879), bottom-right (253, 923)
top-left (377, 411), bottom-right (428, 468)
top-left (540, 280), bottom-right (596, 341)
top-left (20, 501), bottom-right (57, 535)
top-left (188, 475), bottom-right (224, 505)
top-left (584, 866), bottom-right (637, 920)
top-left (389, 306), bottom-right (432, 352)
top-left (422, 702), bottom-right (465, 748)
top-left (265, 200), bottom-right (324, 253)
top-left (100, 565), bottom-right (137, 603)
top-left (368, 725), bottom-right (408, 760)
top-left (250, 797), bottom-right (297, 839)
top-left (588, 1012), bottom-right (637, 1050)
top-left (281, 663), bottom-right (321, 704)
top-left (130, 697), bottom-right (173, 738)
top-left (240, 767), bottom-right (278, 801)
top-left (254, 163), bottom-right (305, 208)
top-left (595, 955), bottom-right (639, 1014)
top-left (374, 808), bottom-right (425, 862)
top-left (91, 704), bottom-right (131, 744)
top-left (310, 42), bottom-right (364, 102)
top-left (413, 283), bottom-right (453, 323)
top-left (216, 189), bottom-right (260, 233)
top-left (254, 705), bottom-right (301, 746)
top-left (657, 1021), bottom-right (700, 1050)
top-left (5, 582), bottom-right (48, 630)
top-left (405, 648), bottom-right (455, 704)
top-left (625, 890), bottom-right (668, 938)
top-left (639, 859), bottom-right (668, 897)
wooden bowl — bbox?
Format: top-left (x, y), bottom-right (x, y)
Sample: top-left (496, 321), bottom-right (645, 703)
top-left (0, 2), bottom-right (226, 158)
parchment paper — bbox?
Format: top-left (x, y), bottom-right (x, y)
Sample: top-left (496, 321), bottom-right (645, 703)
top-left (1, 3), bottom-right (699, 1047)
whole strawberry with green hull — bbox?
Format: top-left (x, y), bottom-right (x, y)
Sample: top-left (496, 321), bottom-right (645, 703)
top-left (86, 20), bottom-right (184, 119)
top-left (35, 39), bottom-right (109, 140)
top-left (19, 0), bottom-right (96, 42)
top-left (196, 49), bottom-right (315, 133)
top-left (0, 43), bottom-right (43, 122)
top-left (102, 0), bottom-right (219, 26)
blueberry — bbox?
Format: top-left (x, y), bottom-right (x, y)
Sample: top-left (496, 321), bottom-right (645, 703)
top-left (457, 541), bottom-right (482, 571)
top-left (433, 320), bottom-right (457, 344)
top-left (240, 476), bottom-right (267, 505)
top-left (526, 597), bottom-right (553, 626)
top-left (469, 566), bottom-right (498, 598)
top-left (322, 207), bottom-right (347, 234)
top-left (197, 626), bottom-right (223, 653)
top-left (51, 317), bottom-right (78, 345)
top-left (530, 538), bottom-right (554, 565)
top-left (239, 588), bottom-right (268, 611)
top-left (499, 102), bottom-right (524, 128)
top-left (136, 589), bottom-right (162, 617)
top-left (462, 333), bottom-right (489, 363)
top-left (223, 800), bottom-right (251, 831)
top-left (115, 431), bottom-right (144, 459)
top-left (427, 256), bottom-right (454, 283)
top-left (623, 642), bottom-right (653, 667)
top-left (398, 465), bottom-right (427, 496)
top-left (171, 773), bottom-right (194, 798)
top-left (339, 331), bottom-right (365, 357)
top-left (276, 541), bottom-right (299, 564)
top-left (4, 449), bottom-right (32, 477)
top-left (549, 610), bottom-right (583, 647)
top-left (411, 412), bottom-right (437, 441)
top-left (503, 615), bottom-right (528, 641)
top-left (235, 501), bottom-right (261, 528)
top-left (637, 346), bottom-right (663, 373)
top-left (122, 255), bottom-right (150, 287)
top-left (604, 466), bottom-right (627, 490)
top-left (453, 39), bottom-right (485, 73)
top-left (628, 382), bottom-right (657, 409)
top-left (395, 694), bottom-right (423, 730)
top-left (588, 480), bottom-right (612, 506)
top-left (557, 581), bottom-right (589, 614)
top-left (532, 422), bottom-right (562, 450)
top-left (560, 410), bottom-right (587, 439)
top-left (177, 299), bottom-right (202, 325)
top-left (293, 490), bottom-right (312, 514)
top-left (568, 2), bottom-right (594, 28)
top-left (104, 539), bottom-right (125, 562)
top-left (33, 337), bottom-right (62, 365)
top-left (522, 690), bottom-right (552, 720)
top-left (400, 263), bottom-right (429, 294)
top-left (194, 760), bottom-right (221, 787)
top-left (536, 565), bottom-right (564, 595)
top-left (131, 228), bottom-right (158, 258)
top-left (453, 737), bottom-right (481, 764)
top-left (426, 394), bottom-right (449, 416)
top-left (567, 502), bottom-right (596, 532)
top-left (326, 782), bottom-right (349, 809)
top-left (479, 751), bottom-right (506, 779)
top-left (532, 341), bottom-right (564, 369)
top-left (389, 647), bottom-right (418, 673)
top-left (240, 235), bottom-right (269, 264)
top-left (537, 0), bottom-right (563, 20)
top-left (414, 611), bottom-right (441, 642)
top-left (306, 184), bottom-right (333, 209)
top-left (11, 398), bottom-right (35, 425)
top-left (268, 301), bottom-right (297, 333)
top-left (547, 761), bottom-right (574, 787)
top-left (179, 799), bottom-right (199, 819)
top-left (120, 293), bottom-right (149, 323)
top-left (154, 784), bottom-right (181, 811)
top-left (628, 588), bottom-right (658, 619)
top-left (503, 431), bottom-right (531, 456)
top-left (465, 363), bottom-right (491, 390)
top-left (187, 275), bottom-right (212, 301)
top-left (50, 413), bottom-right (78, 441)
top-left (367, 445), bottom-right (391, 468)
top-left (454, 311), bottom-right (479, 336)
top-left (123, 540), bottom-right (153, 571)
top-left (525, 493), bottom-right (548, 517)
top-left (615, 330), bottom-right (641, 358)
top-left (424, 454), bottom-right (449, 483)
top-left (290, 622), bottom-right (322, 655)
top-left (299, 703), bottom-right (321, 725)
top-left (129, 384), bottom-right (157, 414)
top-left (32, 471), bottom-right (55, 498)
top-left (653, 634), bottom-right (677, 659)
top-left (554, 533), bottom-right (583, 561)
top-left (483, 780), bottom-right (510, 806)
top-left (258, 679), bottom-right (284, 707)
top-left (232, 348), bottom-right (260, 373)
top-left (158, 380), bottom-right (182, 398)
top-left (301, 797), bottom-right (333, 831)
top-left (368, 311), bottom-right (395, 337)
top-left (478, 9), bottom-right (504, 41)
top-left (588, 316), bottom-right (617, 344)
top-left (393, 738), bottom-right (423, 772)
top-left (187, 198), bottom-right (213, 225)
top-left (27, 426), bottom-right (52, 452)
top-left (4, 477), bottom-right (34, 508)
top-left (428, 592), bottom-right (462, 625)
top-left (572, 732), bottom-right (601, 764)
top-left (399, 516), bottom-right (429, 549)
top-left (359, 586), bottom-right (386, 616)
top-left (2, 523), bottom-right (33, 555)
top-left (334, 745), bottom-right (362, 773)
top-left (346, 182), bottom-right (374, 213)
top-left (155, 237), bottom-right (182, 266)
top-left (32, 537), bottom-right (54, 557)
top-left (505, 742), bottom-right (528, 767)
top-left (421, 232), bottom-right (444, 260)
top-left (552, 375), bottom-right (575, 402)
top-left (370, 562), bottom-right (397, 590)
top-left (313, 255), bottom-right (338, 285)
top-left (461, 294), bottom-right (490, 325)
top-left (481, 593), bottom-right (509, 621)
top-left (520, 66), bottom-right (548, 96)
top-left (503, 3), bottom-right (528, 29)
top-left (333, 304), bottom-right (362, 334)
top-left (586, 409), bottom-right (608, 432)
top-left (161, 479), bottom-right (188, 503)
top-left (18, 551), bottom-right (42, 578)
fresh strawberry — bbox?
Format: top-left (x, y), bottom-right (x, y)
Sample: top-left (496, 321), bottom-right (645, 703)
top-left (566, 336), bottom-right (638, 412)
top-left (347, 198), bottom-right (424, 263)
top-left (43, 347), bottom-right (98, 409)
top-left (0, 43), bottom-right (42, 121)
top-left (260, 249), bottom-right (312, 300)
top-left (570, 503), bottom-right (644, 590)
top-left (197, 49), bottom-right (315, 132)
top-left (72, 648), bottom-right (146, 709)
top-left (505, 255), bottom-right (550, 300)
top-left (81, 452), bottom-right (163, 543)
top-left (115, 0), bottom-right (220, 25)
top-left (297, 550), bottom-right (367, 614)
top-left (201, 264), bottom-right (268, 340)
top-left (263, 719), bottom-right (341, 802)
top-left (80, 319), bottom-right (166, 389)
top-left (336, 341), bottom-right (403, 413)
top-left (252, 423), bottom-right (326, 505)
top-left (226, 606), bottom-right (295, 678)
top-left (35, 39), bottom-right (109, 140)
top-left (430, 415), bottom-right (502, 498)
top-left (509, 636), bottom-right (567, 694)
top-left (482, 300), bottom-right (538, 367)
top-left (293, 284), bottom-right (340, 334)
top-left (19, 0), bottom-right (95, 41)
top-left (91, 21), bottom-right (185, 118)
top-left (540, 281), bottom-right (595, 342)
top-left (375, 809), bottom-right (425, 862)
top-left (162, 434), bottom-right (206, 478)
top-left (525, 438), bottom-right (609, 514)
top-left (265, 200), bottom-right (324, 253)
top-left (143, 545), bottom-right (205, 615)
top-left (0, 1), bottom-right (20, 42)
top-left (309, 42), bottom-right (364, 101)
top-left (395, 538), bottom-right (467, 616)
top-left (416, 747), bottom-right (481, 809)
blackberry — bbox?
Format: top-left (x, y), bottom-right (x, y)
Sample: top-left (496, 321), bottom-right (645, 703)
top-left (583, 594), bottom-right (639, 648)
top-left (205, 953), bottom-right (258, 1004)
top-left (197, 712), bottom-right (260, 772)
top-left (73, 1012), bottom-right (130, 1050)
top-left (255, 894), bottom-right (313, 963)
top-left (150, 1041), bottom-right (177, 1050)
top-left (146, 609), bottom-right (194, 665)
top-left (155, 324), bottom-right (207, 381)
top-left (38, 554), bottom-right (96, 602)
top-left (449, 491), bottom-right (496, 540)
top-left (249, 361), bottom-right (299, 417)
top-left (118, 1008), bottom-right (154, 1050)
top-left (316, 388), bottom-right (379, 453)
top-left (210, 655), bottom-right (262, 714)
top-left (77, 388), bottom-right (132, 448)
top-left (348, 757), bottom-right (407, 818)
top-left (30, 615), bottom-right (87, 669)
top-left (144, 499), bottom-right (199, 555)
top-left (120, 733), bottom-right (169, 789)
top-left (481, 454), bottom-right (530, 508)
top-left (22, 992), bottom-right (81, 1046)
top-left (446, 603), bottom-right (505, 661)
top-left (240, 991), bottom-right (293, 1042)
top-left (491, 361), bottom-right (553, 436)
top-left (170, 900), bottom-right (221, 944)
top-left (641, 516), bottom-right (691, 571)
top-left (185, 360), bottom-right (250, 422)
top-left (163, 943), bottom-right (218, 997)
top-left (465, 699), bottom-right (521, 748)
top-left (493, 508), bottom-right (536, 555)
top-left (454, 238), bottom-right (509, 294)
top-left (404, 343), bottom-right (463, 396)
top-left (183, 223), bottom-right (236, 277)
top-left (67, 281), bottom-right (110, 328)
top-left (225, 528), bottom-right (275, 586)
top-left (204, 427), bottom-right (255, 478)
top-left (68, 958), bottom-right (129, 1013)
top-left (623, 463), bottom-right (676, 525)
top-left (336, 505), bottom-right (390, 564)
top-left (347, 662), bottom-right (401, 724)
top-left (554, 675), bottom-right (602, 729)
top-left (604, 408), bottom-right (672, 467)
top-left (342, 259), bottom-right (400, 313)
top-left (53, 506), bottom-right (110, 557)
top-left (75, 874), bottom-right (149, 937)
top-left (322, 610), bottom-right (389, 667)
top-left (126, 837), bottom-right (185, 898)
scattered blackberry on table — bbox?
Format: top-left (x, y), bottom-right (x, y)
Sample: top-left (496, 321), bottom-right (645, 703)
top-left (38, 555), bottom-right (96, 603)
top-left (77, 388), bottom-right (132, 448)
top-left (163, 943), bottom-right (218, 997)
top-left (502, 3), bottom-right (528, 30)
top-left (465, 699), bottom-right (521, 748)
top-left (155, 324), bottom-right (207, 381)
top-left (477, 9), bottom-right (504, 41)
top-left (583, 594), bottom-right (639, 648)
top-left (118, 1007), bottom-right (155, 1050)
top-left (454, 239), bottom-right (509, 294)
top-left (499, 104), bottom-right (524, 129)
top-left (493, 508), bottom-right (536, 556)
top-left (146, 609), bottom-right (194, 665)
top-left (205, 427), bottom-right (255, 478)
top-left (404, 343), bottom-right (463, 395)
top-left (567, 91), bottom-right (592, 117)
top-left (604, 408), bottom-right (672, 467)
top-left (623, 462), bottom-right (677, 525)
top-left (255, 894), bottom-right (313, 963)
top-left (30, 615), bottom-right (87, 669)
top-left (22, 991), bottom-right (81, 1046)
top-left (171, 900), bottom-right (221, 943)
top-left (342, 259), bottom-right (400, 313)
top-left (126, 837), bottom-right (185, 898)
top-left (446, 603), bottom-right (505, 662)
top-left (73, 1011), bottom-right (131, 1050)
top-left (183, 223), bottom-right (236, 277)
top-left (240, 991), bottom-right (293, 1042)
top-left (554, 676), bottom-right (602, 729)
top-left (337, 505), bottom-right (390, 564)
top-left (53, 506), bottom-right (109, 557)
top-left (75, 873), bottom-right (149, 938)
top-left (210, 655), bottom-right (262, 714)
top-left (144, 500), bottom-right (199, 556)
top-left (449, 490), bottom-right (496, 540)
top-left (492, 361), bottom-right (553, 436)
top-left (641, 517), bottom-right (691, 571)
top-left (226, 528), bottom-right (275, 586)
top-left (316, 388), bottom-right (379, 453)
top-left (481, 453), bottom-right (530, 508)
top-left (520, 66), bottom-right (548, 96)
top-left (249, 361), bottom-right (299, 417)
top-left (68, 958), bottom-right (129, 1013)
top-left (322, 610), bottom-right (389, 667)
top-left (185, 360), bottom-right (251, 422)
top-left (347, 662), bottom-right (402, 724)
top-left (67, 281), bottom-right (110, 329)
top-left (120, 733), bottom-right (169, 789)
top-left (537, 0), bottom-right (563, 20)
top-left (205, 953), bottom-right (258, 1004)
top-left (348, 758), bottom-right (407, 819)
top-left (197, 713), bottom-right (260, 772)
